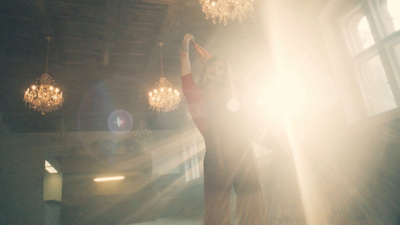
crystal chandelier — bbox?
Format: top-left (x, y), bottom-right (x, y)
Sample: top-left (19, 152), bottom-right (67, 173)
top-left (199, 0), bottom-right (256, 25)
top-left (24, 37), bottom-right (64, 115)
top-left (148, 42), bottom-right (181, 112)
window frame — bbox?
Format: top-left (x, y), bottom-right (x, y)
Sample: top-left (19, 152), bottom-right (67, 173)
top-left (320, 0), bottom-right (400, 125)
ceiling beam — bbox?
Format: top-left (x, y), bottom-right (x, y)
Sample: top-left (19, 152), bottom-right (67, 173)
top-left (34, 0), bottom-right (62, 63)
top-left (141, 0), bottom-right (198, 6)
top-left (141, 0), bottom-right (180, 4)
top-left (146, 4), bottom-right (181, 72)
top-left (103, 0), bottom-right (118, 66)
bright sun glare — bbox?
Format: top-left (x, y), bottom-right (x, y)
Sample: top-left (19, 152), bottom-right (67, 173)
top-left (259, 71), bottom-right (307, 120)
top-left (388, 0), bottom-right (400, 31)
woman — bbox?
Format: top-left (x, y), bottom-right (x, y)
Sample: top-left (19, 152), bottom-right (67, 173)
top-left (180, 34), bottom-right (267, 225)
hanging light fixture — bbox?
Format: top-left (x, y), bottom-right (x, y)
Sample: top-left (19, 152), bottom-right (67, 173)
top-left (135, 95), bottom-right (151, 141)
top-left (50, 109), bottom-right (70, 144)
top-left (148, 42), bottom-right (181, 112)
top-left (23, 37), bottom-right (64, 115)
top-left (199, 0), bottom-right (256, 26)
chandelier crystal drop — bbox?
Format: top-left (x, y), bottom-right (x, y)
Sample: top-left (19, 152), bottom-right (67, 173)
top-left (135, 120), bottom-right (152, 141)
top-left (23, 37), bottom-right (64, 115)
top-left (199, 0), bottom-right (256, 26)
top-left (135, 95), bottom-right (152, 141)
top-left (148, 42), bottom-right (181, 112)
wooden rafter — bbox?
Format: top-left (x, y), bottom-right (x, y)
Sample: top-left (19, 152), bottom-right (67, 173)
top-left (34, 0), bottom-right (62, 63)
top-left (146, 4), bottom-right (181, 71)
top-left (103, 0), bottom-right (118, 66)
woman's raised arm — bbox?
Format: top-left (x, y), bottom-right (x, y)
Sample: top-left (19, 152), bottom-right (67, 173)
top-left (180, 33), bottom-right (194, 76)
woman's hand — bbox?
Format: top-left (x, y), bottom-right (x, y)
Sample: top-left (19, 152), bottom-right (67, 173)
top-left (180, 34), bottom-right (194, 76)
top-left (183, 33), bottom-right (194, 44)
top-left (181, 34), bottom-right (194, 53)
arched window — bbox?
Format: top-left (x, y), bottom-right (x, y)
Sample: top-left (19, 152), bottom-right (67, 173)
top-left (330, 0), bottom-right (400, 120)
top-left (351, 15), bottom-right (375, 52)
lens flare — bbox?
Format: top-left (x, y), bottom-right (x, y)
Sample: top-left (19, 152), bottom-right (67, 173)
top-left (108, 110), bottom-right (133, 135)
top-left (227, 98), bottom-right (241, 112)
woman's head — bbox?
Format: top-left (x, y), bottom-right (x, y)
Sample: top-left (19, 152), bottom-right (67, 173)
top-left (198, 57), bottom-right (230, 89)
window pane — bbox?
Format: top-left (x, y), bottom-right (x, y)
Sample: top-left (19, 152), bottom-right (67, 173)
top-left (353, 16), bottom-right (375, 53)
top-left (358, 55), bottom-right (397, 114)
top-left (380, 0), bottom-right (400, 35)
top-left (358, 17), bottom-right (375, 49)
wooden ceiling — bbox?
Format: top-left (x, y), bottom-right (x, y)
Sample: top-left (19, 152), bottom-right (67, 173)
top-left (0, 1), bottom-right (333, 224)
top-left (0, 0), bottom-right (267, 133)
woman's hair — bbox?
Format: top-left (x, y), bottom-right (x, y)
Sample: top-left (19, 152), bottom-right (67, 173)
top-left (197, 56), bottom-right (231, 89)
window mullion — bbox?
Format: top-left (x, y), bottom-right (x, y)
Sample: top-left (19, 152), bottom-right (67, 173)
top-left (377, 42), bottom-right (400, 106)
top-left (364, 1), bottom-right (385, 48)
top-left (381, 30), bottom-right (400, 44)
top-left (366, 0), bottom-right (386, 39)
top-left (352, 44), bottom-right (378, 62)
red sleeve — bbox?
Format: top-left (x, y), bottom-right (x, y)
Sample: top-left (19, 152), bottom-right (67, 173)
top-left (181, 74), bottom-right (208, 135)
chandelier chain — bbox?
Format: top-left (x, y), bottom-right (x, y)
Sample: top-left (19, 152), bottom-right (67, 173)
top-left (159, 42), bottom-right (164, 77)
top-left (45, 36), bottom-right (50, 74)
